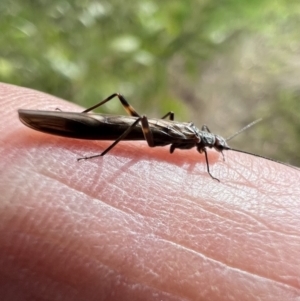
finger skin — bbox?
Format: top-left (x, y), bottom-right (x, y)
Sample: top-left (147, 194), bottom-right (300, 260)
top-left (0, 83), bottom-right (300, 301)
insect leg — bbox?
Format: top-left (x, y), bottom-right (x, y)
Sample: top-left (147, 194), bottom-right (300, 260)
top-left (78, 117), bottom-right (143, 160)
top-left (203, 148), bottom-right (220, 182)
top-left (201, 124), bottom-right (225, 161)
top-left (160, 111), bottom-right (174, 120)
top-left (140, 116), bottom-right (154, 147)
top-left (201, 125), bottom-right (211, 133)
top-left (82, 93), bottom-right (140, 117)
top-left (77, 114), bottom-right (156, 161)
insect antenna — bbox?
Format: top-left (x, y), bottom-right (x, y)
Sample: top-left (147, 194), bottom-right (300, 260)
top-left (228, 148), bottom-right (300, 171)
top-left (226, 118), bottom-right (263, 141)
top-left (225, 118), bottom-right (299, 171)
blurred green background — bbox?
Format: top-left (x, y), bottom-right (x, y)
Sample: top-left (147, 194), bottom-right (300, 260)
top-left (1, 0), bottom-right (300, 166)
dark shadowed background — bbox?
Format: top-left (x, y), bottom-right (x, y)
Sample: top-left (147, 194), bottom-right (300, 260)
top-left (1, 0), bottom-right (299, 165)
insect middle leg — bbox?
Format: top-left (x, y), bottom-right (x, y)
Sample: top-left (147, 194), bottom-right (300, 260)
top-left (161, 111), bottom-right (174, 120)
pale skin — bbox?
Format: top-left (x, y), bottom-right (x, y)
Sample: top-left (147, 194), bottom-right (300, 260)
top-left (1, 83), bottom-right (300, 301)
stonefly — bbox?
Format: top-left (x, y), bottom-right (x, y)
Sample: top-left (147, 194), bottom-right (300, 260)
top-left (18, 93), bottom-right (297, 181)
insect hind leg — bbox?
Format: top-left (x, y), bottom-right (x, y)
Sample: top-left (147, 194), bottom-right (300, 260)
top-left (140, 116), bottom-right (154, 147)
top-left (82, 93), bottom-right (140, 117)
top-left (77, 116), bottom-right (143, 161)
top-left (77, 114), bottom-right (155, 161)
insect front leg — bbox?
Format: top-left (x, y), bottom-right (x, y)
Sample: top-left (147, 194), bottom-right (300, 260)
top-left (201, 125), bottom-right (211, 133)
top-left (82, 93), bottom-right (141, 117)
top-left (200, 147), bottom-right (220, 182)
top-left (201, 125), bottom-right (226, 161)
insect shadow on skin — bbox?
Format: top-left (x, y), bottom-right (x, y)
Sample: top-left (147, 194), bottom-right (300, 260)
top-left (18, 93), bottom-right (299, 182)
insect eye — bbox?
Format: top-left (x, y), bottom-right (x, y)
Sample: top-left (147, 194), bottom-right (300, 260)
top-left (215, 144), bottom-right (224, 151)
top-left (214, 137), bottom-right (227, 151)
top-left (215, 136), bottom-right (230, 151)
